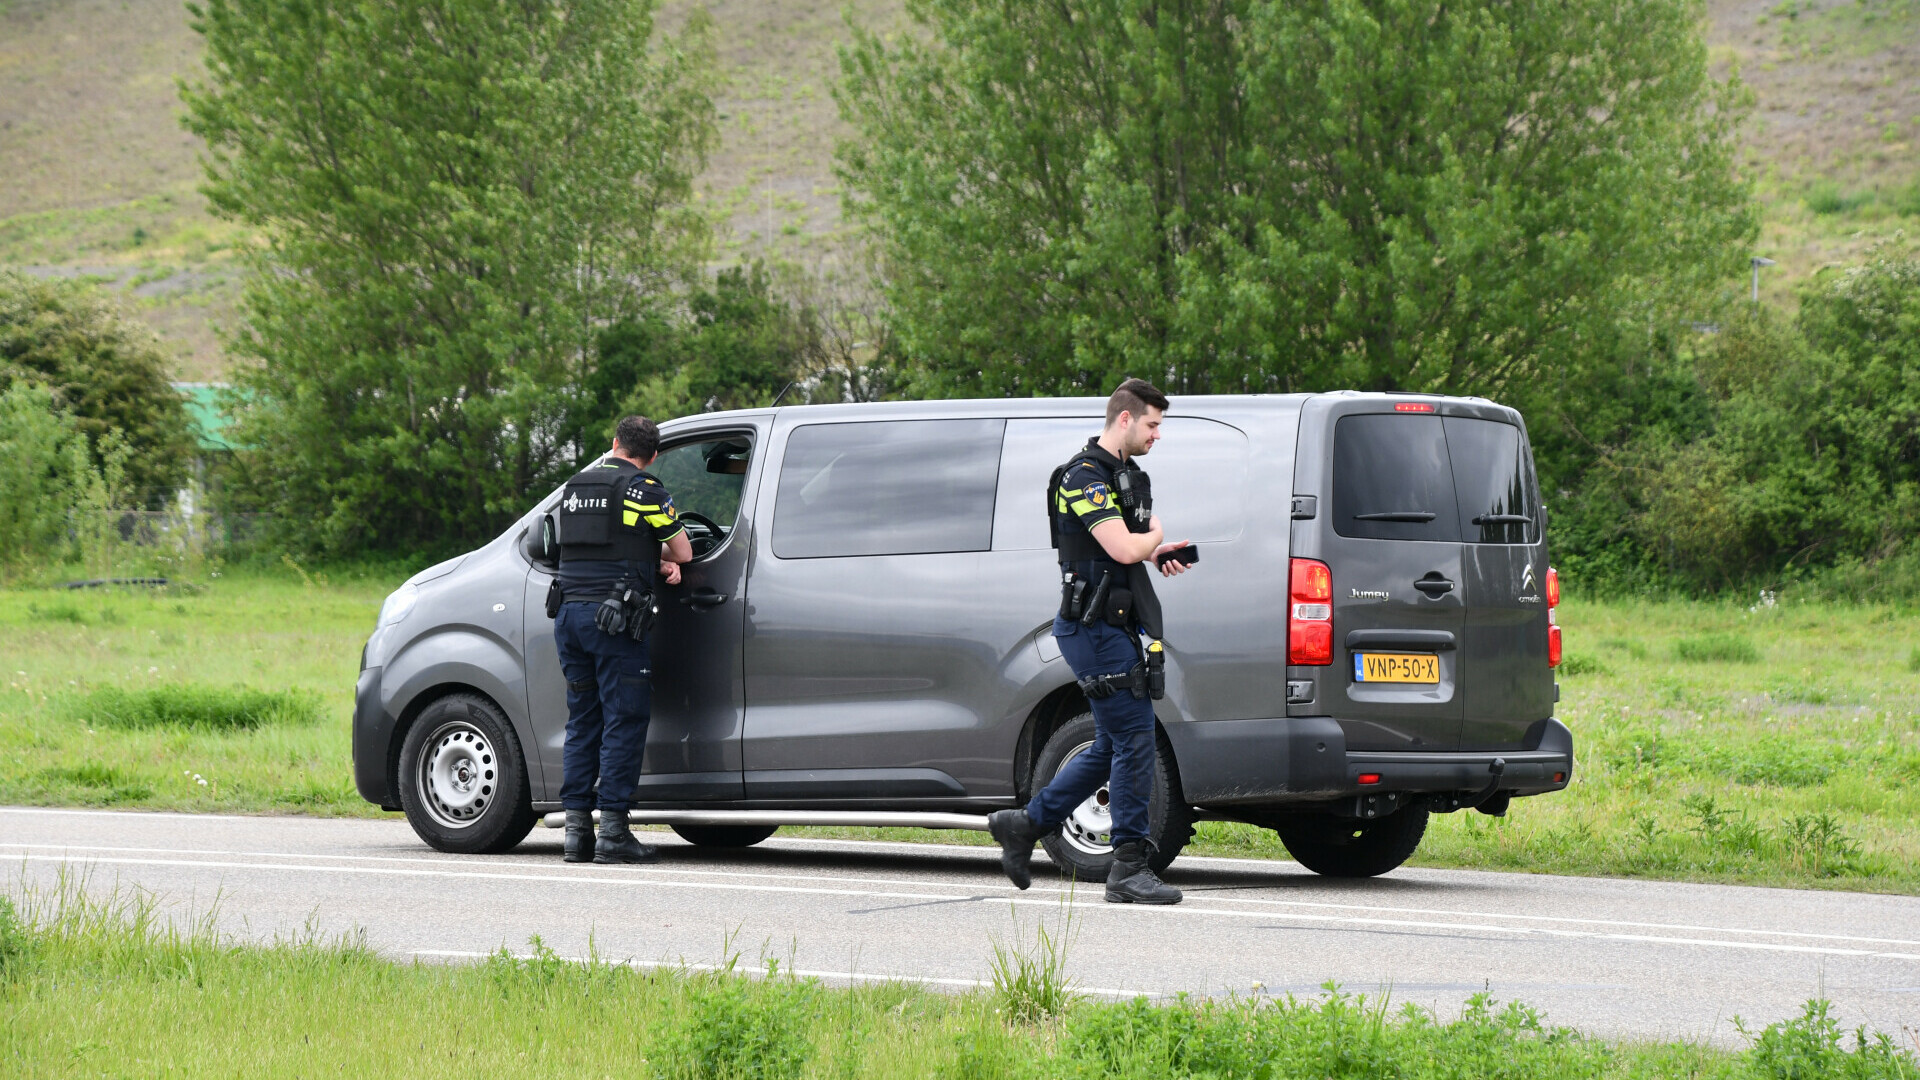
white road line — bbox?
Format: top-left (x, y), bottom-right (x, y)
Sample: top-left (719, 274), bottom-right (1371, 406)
top-left (409, 948), bottom-right (1165, 999)
top-left (14, 851), bottom-right (1920, 963)
top-left (9, 840), bottom-right (1920, 951)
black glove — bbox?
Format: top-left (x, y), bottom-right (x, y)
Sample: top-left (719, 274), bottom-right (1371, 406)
top-left (594, 593), bottom-right (629, 636)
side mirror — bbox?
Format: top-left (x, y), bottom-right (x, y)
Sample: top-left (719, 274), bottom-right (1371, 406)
top-left (524, 513), bottom-right (558, 566)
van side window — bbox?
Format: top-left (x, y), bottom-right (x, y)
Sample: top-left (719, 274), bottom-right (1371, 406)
top-left (1332, 414), bottom-right (1463, 541)
top-left (648, 435), bottom-right (754, 558)
top-left (1444, 417), bottom-right (1539, 544)
top-left (773, 419), bottom-right (1006, 558)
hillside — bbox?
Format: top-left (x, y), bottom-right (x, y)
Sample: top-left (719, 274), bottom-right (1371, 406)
top-left (1, 0), bottom-right (1914, 377)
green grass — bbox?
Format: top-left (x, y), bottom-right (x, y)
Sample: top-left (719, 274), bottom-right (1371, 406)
top-left (4, 576), bottom-right (1920, 892)
top-left (2, 886), bottom-right (1914, 1078)
top-left (0, 569), bottom-right (386, 815)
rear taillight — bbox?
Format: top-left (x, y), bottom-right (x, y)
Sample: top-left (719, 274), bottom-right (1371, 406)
top-left (1546, 565), bottom-right (1562, 667)
top-left (1288, 558), bottom-right (1333, 666)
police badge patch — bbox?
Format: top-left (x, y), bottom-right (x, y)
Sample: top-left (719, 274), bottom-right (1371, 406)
top-left (1085, 482), bottom-right (1109, 508)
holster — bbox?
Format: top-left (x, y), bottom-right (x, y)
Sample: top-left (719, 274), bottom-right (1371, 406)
top-left (544, 577), bottom-right (564, 619)
top-left (1078, 665), bottom-right (1147, 701)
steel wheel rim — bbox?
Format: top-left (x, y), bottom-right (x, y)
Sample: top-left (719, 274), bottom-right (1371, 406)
top-left (418, 719), bottom-right (496, 830)
top-left (1055, 741), bottom-right (1113, 856)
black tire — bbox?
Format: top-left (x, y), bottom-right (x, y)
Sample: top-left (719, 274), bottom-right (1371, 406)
top-left (1272, 806), bottom-right (1429, 878)
top-left (397, 693), bottom-right (537, 855)
top-left (1030, 711), bottom-right (1195, 881)
top-left (671, 824), bottom-right (778, 848)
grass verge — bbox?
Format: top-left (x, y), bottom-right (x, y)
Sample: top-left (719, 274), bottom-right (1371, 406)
top-left (2, 883), bottom-right (1914, 1079)
top-left (3, 573), bottom-right (1918, 892)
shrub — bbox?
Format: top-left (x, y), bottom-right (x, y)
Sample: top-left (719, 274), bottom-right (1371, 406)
top-left (73, 684), bottom-right (323, 731)
top-left (1676, 633), bottom-right (1760, 663)
top-left (1805, 182), bottom-right (1864, 215)
top-left (0, 895), bottom-right (30, 980)
top-left (0, 270), bottom-right (192, 508)
top-left (1742, 998), bottom-right (1918, 1079)
top-left (0, 384), bottom-right (94, 576)
top-left (1557, 654), bottom-right (1608, 676)
top-left (656, 970), bottom-right (818, 1080)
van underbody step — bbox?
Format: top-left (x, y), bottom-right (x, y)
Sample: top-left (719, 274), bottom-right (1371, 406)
top-left (538, 809), bottom-right (995, 832)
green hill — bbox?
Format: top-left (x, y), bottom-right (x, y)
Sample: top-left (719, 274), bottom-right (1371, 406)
top-left (1, 0), bottom-right (1913, 376)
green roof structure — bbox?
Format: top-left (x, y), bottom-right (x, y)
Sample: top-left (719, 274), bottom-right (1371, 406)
top-left (172, 382), bottom-right (242, 452)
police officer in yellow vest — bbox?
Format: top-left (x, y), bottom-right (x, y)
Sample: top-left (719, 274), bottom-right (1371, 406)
top-left (552, 416), bottom-right (693, 863)
top-left (990, 379), bottom-right (1193, 903)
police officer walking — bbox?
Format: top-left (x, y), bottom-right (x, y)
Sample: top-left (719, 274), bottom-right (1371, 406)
top-left (989, 379), bottom-right (1192, 904)
top-left (552, 416), bottom-right (693, 864)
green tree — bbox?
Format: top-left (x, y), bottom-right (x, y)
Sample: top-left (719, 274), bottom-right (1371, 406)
top-left (183, 0), bottom-right (718, 555)
top-left (837, 0), bottom-right (1755, 411)
top-left (0, 270), bottom-right (191, 508)
top-left (1616, 247), bottom-right (1920, 589)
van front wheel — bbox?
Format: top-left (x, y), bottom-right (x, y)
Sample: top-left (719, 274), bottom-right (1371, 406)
top-left (397, 693), bottom-right (537, 855)
top-left (1029, 712), bottom-right (1194, 882)
top-left (1273, 806), bottom-right (1428, 878)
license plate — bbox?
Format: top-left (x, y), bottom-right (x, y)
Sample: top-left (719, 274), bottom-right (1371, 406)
top-left (1353, 652), bottom-right (1439, 683)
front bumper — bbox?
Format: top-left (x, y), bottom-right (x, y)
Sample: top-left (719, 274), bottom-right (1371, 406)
top-left (1164, 715), bottom-right (1574, 806)
top-left (351, 665), bottom-right (399, 809)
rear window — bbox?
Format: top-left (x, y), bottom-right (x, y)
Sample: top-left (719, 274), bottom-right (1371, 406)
top-left (773, 419), bottom-right (1005, 558)
top-left (1444, 417), bottom-right (1539, 544)
top-left (1332, 413), bottom-right (1536, 543)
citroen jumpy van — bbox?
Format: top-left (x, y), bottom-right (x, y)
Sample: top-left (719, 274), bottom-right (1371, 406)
top-left (353, 393), bottom-right (1572, 879)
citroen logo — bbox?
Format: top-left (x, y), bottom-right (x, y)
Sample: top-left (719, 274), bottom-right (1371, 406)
top-left (1521, 563), bottom-right (1536, 592)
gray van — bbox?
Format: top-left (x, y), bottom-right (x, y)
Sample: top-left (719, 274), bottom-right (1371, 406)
top-left (353, 393), bottom-right (1572, 878)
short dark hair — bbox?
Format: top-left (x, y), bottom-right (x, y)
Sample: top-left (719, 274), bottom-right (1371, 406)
top-left (614, 415), bottom-right (660, 460)
top-left (1105, 378), bottom-right (1169, 426)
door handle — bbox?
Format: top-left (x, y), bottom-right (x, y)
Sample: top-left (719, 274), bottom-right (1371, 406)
top-left (680, 590), bottom-right (728, 608)
top-left (1413, 575), bottom-right (1455, 597)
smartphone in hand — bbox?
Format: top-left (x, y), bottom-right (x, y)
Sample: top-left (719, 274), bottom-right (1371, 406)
top-left (1155, 545), bottom-right (1199, 569)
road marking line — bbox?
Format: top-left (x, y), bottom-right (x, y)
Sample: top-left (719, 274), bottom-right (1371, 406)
top-left (9, 841), bottom-right (1920, 950)
top-left (16, 852), bottom-right (1920, 963)
top-left (409, 948), bottom-right (1165, 999)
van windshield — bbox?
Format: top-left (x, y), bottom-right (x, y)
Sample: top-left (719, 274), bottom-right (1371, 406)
top-left (1332, 413), bottom-right (1536, 544)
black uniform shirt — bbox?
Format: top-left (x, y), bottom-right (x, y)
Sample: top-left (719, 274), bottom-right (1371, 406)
top-left (557, 469), bottom-right (686, 594)
top-left (1055, 438), bottom-right (1125, 571)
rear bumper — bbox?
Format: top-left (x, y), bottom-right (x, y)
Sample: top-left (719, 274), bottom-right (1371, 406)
top-left (351, 664), bottom-right (399, 809)
top-left (1165, 715), bottom-right (1573, 806)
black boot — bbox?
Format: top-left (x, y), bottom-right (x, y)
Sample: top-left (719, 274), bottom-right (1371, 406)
top-left (1105, 841), bottom-right (1182, 905)
top-left (593, 813), bottom-right (659, 864)
top-left (987, 809), bottom-right (1048, 890)
top-left (563, 809), bottom-right (594, 863)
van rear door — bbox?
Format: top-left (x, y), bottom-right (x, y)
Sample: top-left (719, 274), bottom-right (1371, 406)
top-left (1309, 406), bottom-right (1467, 751)
top-left (1446, 413), bottom-right (1553, 749)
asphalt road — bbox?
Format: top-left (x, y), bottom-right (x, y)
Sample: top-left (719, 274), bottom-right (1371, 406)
top-left (6, 806), bottom-right (1919, 1046)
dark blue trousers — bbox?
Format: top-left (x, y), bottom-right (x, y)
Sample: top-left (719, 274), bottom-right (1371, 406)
top-left (554, 601), bottom-right (652, 814)
top-left (1025, 616), bottom-right (1156, 846)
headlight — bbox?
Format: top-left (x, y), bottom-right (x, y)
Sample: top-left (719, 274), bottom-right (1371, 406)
top-left (377, 583), bottom-right (418, 628)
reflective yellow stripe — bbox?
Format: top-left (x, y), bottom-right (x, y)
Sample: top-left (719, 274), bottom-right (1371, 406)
top-left (644, 513), bottom-right (675, 528)
top-left (1069, 499), bottom-right (1096, 516)
top-left (622, 510), bottom-right (640, 527)
top-left (625, 500), bottom-right (659, 512)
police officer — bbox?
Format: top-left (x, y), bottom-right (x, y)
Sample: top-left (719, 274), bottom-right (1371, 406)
top-left (553, 416), bottom-right (693, 864)
top-left (988, 378), bottom-right (1191, 904)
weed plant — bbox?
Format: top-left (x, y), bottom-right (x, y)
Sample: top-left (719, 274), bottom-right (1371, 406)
top-left (1, 881), bottom-right (1915, 1079)
top-left (986, 901), bottom-right (1079, 1025)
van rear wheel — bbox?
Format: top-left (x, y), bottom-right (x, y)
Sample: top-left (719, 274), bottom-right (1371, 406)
top-left (1030, 712), bottom-right (1194, 882)
top-left (671, 824), bottom-right (777, 848)
top-left (1273, 806), bottom-right (1428, 878)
